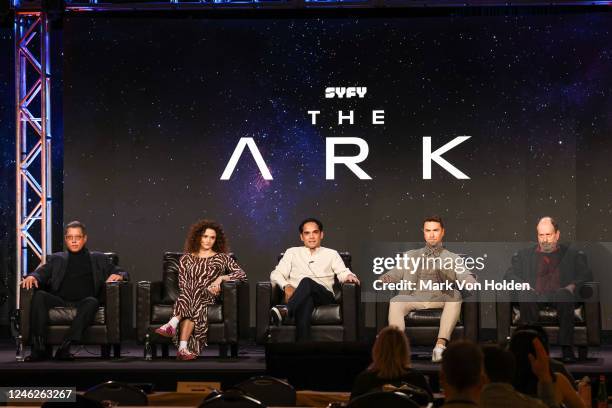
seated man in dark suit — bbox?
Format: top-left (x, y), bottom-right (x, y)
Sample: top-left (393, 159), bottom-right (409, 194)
top-left (21, 220), bottom-right (127, 361)
top-left (505, 216), bottom-right (591, 363)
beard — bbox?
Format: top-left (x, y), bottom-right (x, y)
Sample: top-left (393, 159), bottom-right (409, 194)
top-left (539, 242), bottom-right (557, 253)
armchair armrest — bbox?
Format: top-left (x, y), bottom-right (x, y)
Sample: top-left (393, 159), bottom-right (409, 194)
top-left (341, 282), bottom-right (360, 341)
top-left (495, 293), bottom-right (512, 345)
top-left (19, 287), bottom-right (34, 342)
top-left (136, 281), bottom-right (164, 342)
top-left (105, 282), bottom-right (121, 344)
top-left (462, 298), bottom-right (479, 342)
top-left (256, 282), bottom-right (273, 344)
top-left (375, 291), bottom-right (391, 334)
top-left (236, 281), bottom-right (250, 341)
top-left (221, 281), bottom-right (239, 343)
top-left (271, 282), bottom-right (283, 305)
top-left (119, 281), bottom-right (134, 341)
top-left (581, 281), bottom-right (601, 346)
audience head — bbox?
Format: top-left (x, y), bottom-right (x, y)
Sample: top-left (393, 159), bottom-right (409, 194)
top-left (482, 345), bottom-right (516, 384)
top-left (508, 329), bottom-right (545, 395)
top-left (369, 326), bottom-right (411, 379)
top-left (514, 324), bottom-right (550, 352)
top-left (184, 219), bottom-right (228, 254)
top-left (64, 220), bottom-right (88, 253)
top-left (440, 340), bottom-right (484, 398)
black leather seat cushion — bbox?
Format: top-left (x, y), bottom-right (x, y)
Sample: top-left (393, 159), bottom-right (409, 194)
top-left (282, 304), bottom-right (342, 325)
top-left (49, 306), bottom-right (105, 325)
top-left (312, 304), bottom-right (342, 324)
top-left (151, 304), bottom-right (224, 324)
top-left (405, 308), bottom-right (464, 327)
top-left (512, 305), bottom-right (585, 325)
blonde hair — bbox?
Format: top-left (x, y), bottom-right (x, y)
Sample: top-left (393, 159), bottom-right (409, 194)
top-left (369, 326), bottom-right (411, 379)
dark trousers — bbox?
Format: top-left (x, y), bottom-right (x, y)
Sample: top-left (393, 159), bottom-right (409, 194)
top-left (518, 288), bottom-right (576, 346)
top-left (287, 278), bottom-right (335, 341)
top-left (31, 290), bottom-right (99, 343)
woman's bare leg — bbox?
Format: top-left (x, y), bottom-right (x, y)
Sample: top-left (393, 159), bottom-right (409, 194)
top-left (179, 319), bottom-right (195, 342)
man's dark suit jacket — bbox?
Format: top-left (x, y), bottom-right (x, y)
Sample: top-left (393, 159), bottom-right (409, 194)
top-left (505, 244), bottom-right (591, 289)
top-left (29, 251), bottom-right (128, 299)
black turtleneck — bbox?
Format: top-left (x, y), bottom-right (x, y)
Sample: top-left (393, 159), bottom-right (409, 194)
top-left (55, 248), bottom-right (95, 301)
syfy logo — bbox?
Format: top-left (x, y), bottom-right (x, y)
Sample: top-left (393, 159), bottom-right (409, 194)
top-left (325, 87), bottom-right (367, 99)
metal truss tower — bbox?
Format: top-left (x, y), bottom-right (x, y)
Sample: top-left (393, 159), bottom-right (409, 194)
top-left (14, 11), bottom-right (52, 303)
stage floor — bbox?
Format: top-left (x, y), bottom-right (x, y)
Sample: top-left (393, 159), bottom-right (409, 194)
top-left (0, 341), bottom-right (266, 391)
top-left (1, 340), bottom-right (611, 392)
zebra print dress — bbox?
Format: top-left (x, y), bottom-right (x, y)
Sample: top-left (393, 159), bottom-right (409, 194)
top-left (172, 253), bottom-right (246, 354)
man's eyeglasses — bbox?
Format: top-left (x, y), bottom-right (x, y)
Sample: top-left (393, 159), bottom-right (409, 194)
top-left (65, 235), bottom-right (84, 241)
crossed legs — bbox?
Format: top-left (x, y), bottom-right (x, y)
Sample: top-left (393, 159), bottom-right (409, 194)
top-left (157, 315), bottom-right (198, 360)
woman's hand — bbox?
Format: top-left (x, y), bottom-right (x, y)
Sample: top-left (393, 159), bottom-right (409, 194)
top-left (207, 275), bottom-right (228, 296)
top-left (528, 338), bottom-right (552, 383)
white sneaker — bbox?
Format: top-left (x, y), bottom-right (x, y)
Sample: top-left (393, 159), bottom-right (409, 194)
top-left (432, 344), bottom-right (446, 362)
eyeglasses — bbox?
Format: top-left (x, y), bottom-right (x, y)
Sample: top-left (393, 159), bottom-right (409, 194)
top-left (65, 235), bottom-right (84, 241)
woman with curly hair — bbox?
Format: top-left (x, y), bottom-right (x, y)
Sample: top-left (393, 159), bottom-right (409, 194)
top-left (155, 220), bottom-right (247, 360)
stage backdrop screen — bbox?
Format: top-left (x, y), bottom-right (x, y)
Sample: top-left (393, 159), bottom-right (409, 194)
top-left (63, 13), bottom-right (612, 326)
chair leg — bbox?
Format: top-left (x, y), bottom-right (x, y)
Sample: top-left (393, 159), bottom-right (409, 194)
top-left (161, 344), bottom-right (169, 359)
top-left (113, 344), bottom-right (121, 358)
top-left (219, 344), bottom-right (228, 358)
top-left (230, 344), bottom-right (238, 358)
top-left (101, 345), bottom-right (111, 359)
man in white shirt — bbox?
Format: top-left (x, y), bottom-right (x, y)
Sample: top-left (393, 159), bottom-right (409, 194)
top-left (270, 218), bottom-right (360, 341)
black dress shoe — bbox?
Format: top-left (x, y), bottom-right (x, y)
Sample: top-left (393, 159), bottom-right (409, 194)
top-left (54, 340), bottom-right (75, 361)
top-left (25, 336), bottom-right (51, 362)
top-left (270, 305), bottom-right (288, 326)
top-left (562, 346), bottom-right (577, 364)
top-left (25, 349), bottom-right (51, 362)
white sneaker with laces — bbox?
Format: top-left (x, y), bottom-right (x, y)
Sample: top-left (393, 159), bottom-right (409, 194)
top-left (432, 344), bottom-right (446, 362)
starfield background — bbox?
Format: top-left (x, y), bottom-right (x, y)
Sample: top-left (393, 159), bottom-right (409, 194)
top-left (2, 11), bottom-right (612, 327)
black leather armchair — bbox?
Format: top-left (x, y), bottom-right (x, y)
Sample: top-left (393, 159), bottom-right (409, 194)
top-left (496, 282), bottom-right (601, 356)
top-left (136, 252), bottom-right (249, 358)
top-left (375, 295), bottom-right (479, 345)
top-left (256, 252), bottom-right (361, 344)
top-left (19, 252), bottom-right (129, 358)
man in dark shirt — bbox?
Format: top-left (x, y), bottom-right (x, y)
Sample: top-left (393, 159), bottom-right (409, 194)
top-left (439, 340), bottom-right (484, 408)
top-left (21, 221), bottom-right (127, 361)
top-left (505, 216), bottom-right (591, 363)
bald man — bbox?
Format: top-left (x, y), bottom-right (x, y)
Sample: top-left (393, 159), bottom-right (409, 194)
top-left (505, 217), bottom-right (591, 363)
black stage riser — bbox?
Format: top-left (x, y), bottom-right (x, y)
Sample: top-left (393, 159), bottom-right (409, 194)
top-left (0, 369), bottom-right (262, 391)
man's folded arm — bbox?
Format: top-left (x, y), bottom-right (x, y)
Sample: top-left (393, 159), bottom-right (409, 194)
top-left (572, 251), bottom-right (591, 286)
top-left (270, 250), bottom-right (292, 289)
top-left (103, 258), bottom-right (128, 281)
top-left (332, 251), bottom-right (356, 282)
top-left (380, 267), bottom-right (404, 283)
top-left (29, 260), bottom-right (53, 287)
